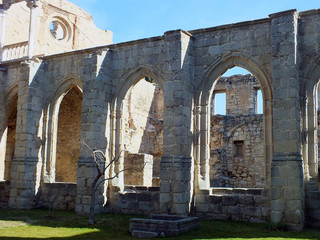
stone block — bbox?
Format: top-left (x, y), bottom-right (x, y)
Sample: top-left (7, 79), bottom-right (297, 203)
top-left (271, 210), bottom-right (283, 223)
top-left (137, 193), bottom-right (152, 202)
top-left (139, 202), bottom-right (153, 211)
top-left (222, 195), bottom-right (239, 206)
top-left (131, 230), bottom-right (158, 238)
top-left (271, 200), bottom-right (285, 211)
top-left (208, 195), bottom-right (222, 204)
top-left (228, 206), bottom-right (243, 215)
top-left (210, 204), bottom-right (225, 214)
top-left (245, 206), bottom-right (262, 217)
top-left (239, 195), bottom-right (254, 206)
top-left (159, 193), bottom-right (171, 203)
top-left (196, 203), bottom-right (209, 213)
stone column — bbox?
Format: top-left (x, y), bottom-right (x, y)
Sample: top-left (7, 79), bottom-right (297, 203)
top-left (26, 0), bottom-right (39, 59)
top-left (76, 49), bottom-right (112, 214)
top-left (0, 70), bottom-right (6, 180)
top-left (9, 59), bottom-right (44, 209)
top-left (0, 5), bottom-right (8, 62)
top-left (269, 10), bottom-right (304, 230)
top-left (159, 30), bottom-right (195, 215)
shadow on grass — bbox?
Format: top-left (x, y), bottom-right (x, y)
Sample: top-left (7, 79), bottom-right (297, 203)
top-left (0, 209), bottom-right (320, 240)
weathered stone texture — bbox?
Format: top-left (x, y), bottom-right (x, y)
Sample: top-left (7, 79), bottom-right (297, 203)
top-left (124, 152), bottom-right (153, 186)
top-left (39, 183), bottom-right (76, 210)
top-left (3, 5), bottom-right (320, 230)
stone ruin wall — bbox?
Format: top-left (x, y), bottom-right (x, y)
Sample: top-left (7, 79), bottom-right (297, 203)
top-left (123, 79), bottom-right (164, 186)
top-left (2, 0), bottom-right (113, 59)
top-left (210, 75), bottom-right (265, 188)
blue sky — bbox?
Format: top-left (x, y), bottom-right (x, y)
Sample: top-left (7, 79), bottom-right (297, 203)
top-left (68, 0), bottom-right (319, 44)
top-left (67, 0), bottom-right (318, 113)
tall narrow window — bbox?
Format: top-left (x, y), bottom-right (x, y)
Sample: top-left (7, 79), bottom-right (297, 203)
top-left (214, 92), bottom-right (226, 115)
top-left (257, 89), bottom-right (263, 114)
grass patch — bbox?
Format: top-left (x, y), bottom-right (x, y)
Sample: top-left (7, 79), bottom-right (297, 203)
top-left (0, 209), bottom-right (320, 239)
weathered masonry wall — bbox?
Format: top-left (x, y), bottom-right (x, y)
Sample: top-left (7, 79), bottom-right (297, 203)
top-left (196, 189), bottom-right (270, 222)
top-left (210, 75), bottom-right (264, 188)
top-left (107, 186), bottom-right (160, 215)
top-left (3, 8), bottom-right (320, 230)
top-left (210, 115), bottom-right (264, 188)
top-left (39, 183), bottom-right (76, 210)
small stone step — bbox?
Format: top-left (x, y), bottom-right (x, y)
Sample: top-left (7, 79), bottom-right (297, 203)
top-left (131, 230), bottom-right (158, 238)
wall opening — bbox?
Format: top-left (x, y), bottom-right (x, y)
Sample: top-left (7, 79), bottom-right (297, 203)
top-left (212, 92), bottom-right (226, 115)
top-left (55, 87), bottom-right (82, 183)
top-left (209, 67), bottom-right (265, 188)
top-left (122, 77), bottom-right (164, 187)
top-left (1, 96), bottom-right (18, 181)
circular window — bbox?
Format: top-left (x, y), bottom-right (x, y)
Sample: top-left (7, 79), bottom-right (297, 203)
top-left (49, 18), bottom-right (70, 41)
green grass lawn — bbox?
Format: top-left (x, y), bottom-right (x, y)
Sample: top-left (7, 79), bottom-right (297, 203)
top-left (0, 209), bottom-right (320, 240)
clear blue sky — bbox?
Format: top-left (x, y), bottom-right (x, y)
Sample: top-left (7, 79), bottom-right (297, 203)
top-left (68, 0), bottom-right (318, 114)
top-left (69, 0), bottom-right (319, 44)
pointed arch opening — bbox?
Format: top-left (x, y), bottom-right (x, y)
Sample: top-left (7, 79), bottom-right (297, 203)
top-left (195, 56), bottom-right (272, 190)
top-left (45, 79), bottom-right (83, 183)
top-left (112, 67), bottom-right (164, 189)
top-left (55, 86), bottom-right (82, 182)
top-left (209, 67), bottom-right (265, 188)
top-left (0, 94), bottom-right (17, 181)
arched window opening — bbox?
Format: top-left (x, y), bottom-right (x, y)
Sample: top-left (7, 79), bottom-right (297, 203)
top-left (0, 96), bottom-right (18, 181)
top-left (209, 67), bottom-right (265, 188)
top-left (122, 77), bottom-right (164, 187)
top-left (55, 87), bottom-right (82, 183)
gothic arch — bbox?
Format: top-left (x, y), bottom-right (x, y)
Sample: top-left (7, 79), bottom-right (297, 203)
top-left (111, 66), bottom-right (165, 189)
top-left (301, 56), bottom-right (320, 178)
top-left (195, 54), bottom-right (273, 189)
top-left (0, 85), bottom-right (18, 181)
top-left (44, 77), bottom-right (83, 182)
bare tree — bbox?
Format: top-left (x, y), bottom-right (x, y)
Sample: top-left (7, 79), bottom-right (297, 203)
top-left (82, 141), bottom-right (145, 225)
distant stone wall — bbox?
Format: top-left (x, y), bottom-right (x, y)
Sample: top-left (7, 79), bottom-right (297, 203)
top-left (40, 183), bottom-right (76, 210)
top-left (210, 74), bottom-right (264, 188)
top-left (212, 74), bottom-right (260, 116)
top-left (210, 114), bottom-right (264, 188)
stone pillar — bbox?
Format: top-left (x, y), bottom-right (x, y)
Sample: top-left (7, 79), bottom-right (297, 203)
top-left (26, 0), bottom-right (39, 59)
top-left (76, 49), bottom-right (112, 214)
top-left (9, 59), bottom-right (44, 208)
top-left (0, 70), bottom-right (6, 180)
top-left (269, 10), bottom-right (304, 230)
top-left (0, 5), bottom-right (8, 62)
top-left (159, 30), bottom-right (195, 215)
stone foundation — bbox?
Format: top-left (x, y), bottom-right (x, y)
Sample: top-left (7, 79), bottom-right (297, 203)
top-left (196, 189), bottom-right (270, 223)
top-left (106, 186), bottom-right (160, 215)
top-left (39, 183), bottom-right (76, 210)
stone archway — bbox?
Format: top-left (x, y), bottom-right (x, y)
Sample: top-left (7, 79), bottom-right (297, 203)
top-left (195, 54), bottom-right (273, 190)
top-left (111, 66), bottom-right (165, 190)
top-left (0, 88), bottom-right (18, 181)
top-left (44, 78), bottom-right (83, 183)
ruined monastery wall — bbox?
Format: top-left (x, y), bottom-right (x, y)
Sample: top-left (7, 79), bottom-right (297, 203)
top-left (3, 6), bottom-right (320, 230)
